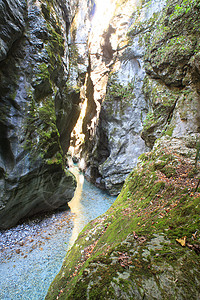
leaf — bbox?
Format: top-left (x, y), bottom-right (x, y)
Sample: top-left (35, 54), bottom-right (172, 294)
top-left (138, 236), bottom-right (146, 244)
top-left (192, 231), bottom-right (198, 240)
top-left (176, 236), bottom-right (186, 247)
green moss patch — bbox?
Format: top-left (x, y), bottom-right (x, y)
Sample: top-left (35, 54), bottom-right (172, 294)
top-left (104, 72), bottom-right (135, 116)
top-left (24, 90), bottom-right (63, 165)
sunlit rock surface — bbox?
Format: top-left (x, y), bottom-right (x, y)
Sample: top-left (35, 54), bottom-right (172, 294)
top-left (74, 0), bottom-right (200, 195)
top-left (78, 0), bottom-right (166, 194)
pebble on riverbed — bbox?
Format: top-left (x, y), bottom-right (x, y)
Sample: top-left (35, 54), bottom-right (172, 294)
top-left (0, 212), bottom-right (73, 262)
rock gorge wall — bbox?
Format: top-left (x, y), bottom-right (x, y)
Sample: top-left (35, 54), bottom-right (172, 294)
top-left (72, 0), bottom-right (200, 196)
top-left (82, 0), bottom-right (151, 195)
top-left (72, 0), bottom-right (166, 195)
top-left (85, 0), bottom-right (166, 195)
top-left (0, 0), bottom-right (93, 229)
top-left (2, 0), bottom-right (198, 229)
top-left (46, 0), bottom-right (200, 298)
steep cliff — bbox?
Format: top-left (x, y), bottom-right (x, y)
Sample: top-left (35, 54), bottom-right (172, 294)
top-left (46, 0), bottom-right (200, 298)
top-left (0, 0), bottom-right (92, 229)
top-left (140, 0), bottom-right (200, 146)
top-left (75, 0), bottom-right (200, 196)
top-left (73, 0), bottom-right (165, 195)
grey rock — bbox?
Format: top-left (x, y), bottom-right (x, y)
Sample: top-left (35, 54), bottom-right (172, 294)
top-left (81, 0), bottom-right (165, 195)
top-left (0, 0), bottom-right (26, 62)
top-left (96, 62), bottom-right (149, 195)
top-left (0, 0), bottom-right (90, 228)
top-left (0, 165), bottom-right (76, 230)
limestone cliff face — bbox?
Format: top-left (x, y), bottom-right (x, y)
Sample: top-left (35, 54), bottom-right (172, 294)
top-left (75, 0), bottom-right (165, 195)
top-left (72, 0), bottom-right (200, 195)
top-left (0, 0), bottom-right (92, 229)
top-left (86, 0), bottom-right (166, 195)
top-left (139, 0), bottom-right (200, 147)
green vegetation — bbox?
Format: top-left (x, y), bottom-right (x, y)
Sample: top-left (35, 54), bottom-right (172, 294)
top-left (24, 90), bottom-right (63, 165)
top-left (105, 72), bottom-right (135, 115)
top-left (143, 0), bottom-right (200, 79)
top-left (142, 110), bottom-right (154, 129)
top-left (170, 0), bottom-right (200, 20)
top-left (23, 0), bottom-right (71, 166)
top-left (164, 125), bottom-right (175, 137)
top-left (128, 0), bottom-right (200, 147)
top-left (140, 76), bottom-right (179, 145)
top-left (46, 23), bottom-right (64, 54)
top-left (127, 0), bottom-right (200, 89)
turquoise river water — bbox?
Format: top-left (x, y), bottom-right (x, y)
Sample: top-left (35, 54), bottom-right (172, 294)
top-left (0, 167), bottom-right (116, 299)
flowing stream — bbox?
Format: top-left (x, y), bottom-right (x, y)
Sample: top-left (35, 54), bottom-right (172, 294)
top-left (0, 166), bottom-right (116, 300)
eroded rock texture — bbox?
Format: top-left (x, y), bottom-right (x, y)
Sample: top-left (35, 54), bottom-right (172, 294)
top-left (79, 0), bottom-right (165, 195)
top-left (74, 0), bottom-right (200, 195)
top-left (139, 0), bottom-right (200, 147)
top-left (46, 135), bottom-right (200, 300)
top-left (0, 0), bottom-right (92, 229)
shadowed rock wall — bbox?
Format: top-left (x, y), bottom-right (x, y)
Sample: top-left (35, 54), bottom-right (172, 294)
top-left (0, 0), bottom-right (92, 229)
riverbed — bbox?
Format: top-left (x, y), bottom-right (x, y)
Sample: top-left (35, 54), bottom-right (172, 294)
top-left (0, 167), bottom-right (116, 300)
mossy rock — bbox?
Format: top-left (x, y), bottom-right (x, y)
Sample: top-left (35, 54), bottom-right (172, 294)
top-left (45, 137), bottom-right (200, 299)
top-left (142, 0), bottom-right (200, 86)
top-left (104, 72), bottom-right (135, 116)
top-left (0, 164), bottom-right (76, 229)
top-left (161, 165), bottom-right (176, 178)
